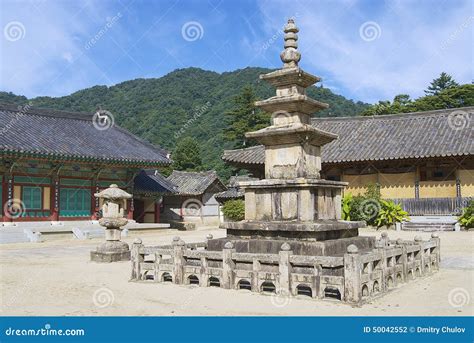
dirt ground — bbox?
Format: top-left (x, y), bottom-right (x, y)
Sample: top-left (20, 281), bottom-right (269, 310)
top-left (0, 227), bottom-right (472, 316)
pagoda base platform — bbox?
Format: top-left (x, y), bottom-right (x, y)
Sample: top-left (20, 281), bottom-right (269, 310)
top-left (215, 220), bottom-right (372, 255)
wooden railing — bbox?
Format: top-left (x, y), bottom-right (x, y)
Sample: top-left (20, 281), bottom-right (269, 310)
top-left (390, 197), bottom-right (471, 216)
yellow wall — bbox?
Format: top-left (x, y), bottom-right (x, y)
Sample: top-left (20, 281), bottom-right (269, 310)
top-left (13, 185), bottom-right (21, 202)
top-left (343, 174), bottom-right (378, 196)
top-left (144, 199), bottom-right (155, 212)
top-left (459, 170), bottom-right (474, 197)
top-left (379, 172), bottom-right (416, 199)
top-left (43, 186), bottom-right (50, 210)
top-left (143, 213), bottom-right (155, 223)
top-left (419, 181), bottom-right (456, 198)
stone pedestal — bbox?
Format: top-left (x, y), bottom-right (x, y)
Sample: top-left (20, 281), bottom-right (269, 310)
top-left (90, 240), bottom-right (131, 262)
top-left (90, 184), bottom-right (132, 263)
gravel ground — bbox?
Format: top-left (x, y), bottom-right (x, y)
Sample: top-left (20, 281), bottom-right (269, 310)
top-left (0, 227), bottom-right (472, 316)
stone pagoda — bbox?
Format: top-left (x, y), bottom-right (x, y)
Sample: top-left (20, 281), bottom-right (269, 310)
top-left (217, 19), bottom-right (372, 256)
top-left (130, 19), bottom-right (440, 306)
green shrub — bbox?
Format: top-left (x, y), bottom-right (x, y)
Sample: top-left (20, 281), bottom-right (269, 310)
top-left (375, 199), bottom-right (410, 229)
top-left (342, 193), bottom-right (353, 220)
top-left (222, 199), bottom-right (245, 221)
top-left (341, 190), bottom-right (409, 229)
top-left (458, 199), bottom-right (474, 229)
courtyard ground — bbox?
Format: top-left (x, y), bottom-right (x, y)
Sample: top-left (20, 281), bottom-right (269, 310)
top-left (0, 227), bottom-right (472, 316)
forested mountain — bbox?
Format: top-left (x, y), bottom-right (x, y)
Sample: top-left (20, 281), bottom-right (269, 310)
top-left (0, 67), bottom-right (369, 179)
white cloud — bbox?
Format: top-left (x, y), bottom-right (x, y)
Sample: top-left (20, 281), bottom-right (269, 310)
top-left (0, 0), bottom-right (120, 97)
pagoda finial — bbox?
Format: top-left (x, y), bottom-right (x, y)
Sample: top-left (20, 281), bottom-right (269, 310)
top-left (280, 18), bottom-right (301, 69)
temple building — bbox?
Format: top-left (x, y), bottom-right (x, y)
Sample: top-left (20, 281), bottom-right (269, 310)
top-left (0, 103), bottom-right (172, 224)
top-left (161, 170), bottom-right (226, 225)
top-left (223, 107), bottom-right (474, 216)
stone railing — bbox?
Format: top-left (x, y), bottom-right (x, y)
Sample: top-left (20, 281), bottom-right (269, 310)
top-left (130, 233), bottom-right (440, 305)
top-left (344, 232), bottom-right (441, 304)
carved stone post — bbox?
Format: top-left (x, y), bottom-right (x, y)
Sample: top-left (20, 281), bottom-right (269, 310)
top-left (130, 238), bottom-right (144, 280)
top-left (414, 236), bottom-right (424, 275)
top-left (396, 239), bottom-right (408, 282)
top-left (251, 259), bottom-right (260, 292)
top-left (172, 236), bottom-right (186, 284)
top-left (278, 242), bottom-right (292, 295)
top-left (200, 256), bottom-right (208, 287)
top-left (344, 244), bottom-right (361, 305)
top-left (222, 241), bottom-right (235, 289)
top-left (431, 233), bottom-right (441, 267)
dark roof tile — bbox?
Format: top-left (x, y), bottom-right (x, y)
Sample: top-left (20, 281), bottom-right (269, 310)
top-left (223, 107), bottom-right (473, 165)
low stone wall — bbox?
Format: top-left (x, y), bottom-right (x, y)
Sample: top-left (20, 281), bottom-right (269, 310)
top-left (129, 233), bottom-right (440, 306)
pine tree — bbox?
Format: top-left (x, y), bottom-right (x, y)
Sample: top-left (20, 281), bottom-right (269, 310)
top-left (224, 85), bottom-right (270, 149)
top-left (171, 137), bottom-right (202, 171)
top-left (425, 72), bottom-right (459, 95)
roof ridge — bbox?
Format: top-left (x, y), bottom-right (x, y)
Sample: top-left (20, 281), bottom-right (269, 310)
top-left (312, 106), bottom-right (474, 122)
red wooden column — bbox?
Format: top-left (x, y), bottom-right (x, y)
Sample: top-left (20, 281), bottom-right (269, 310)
top-left (127, 198), bottom-right (134, 220)
top-left (4, 174), bottom-right (14, 222)
top-left (91, 181), bottom-right (99, 220)
top-left (1, 174), bottom-right (7, 222)
top-left (51, 177), bottom-right (59, 221)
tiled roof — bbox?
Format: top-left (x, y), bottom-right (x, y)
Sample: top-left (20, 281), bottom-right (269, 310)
top-left (134, 170), bottom-right (177, 194)
top-left (223, 107), bottom-right (473, 165)
top-left (0, 103), bottom-right (171, 166)
top-left (214, 188), bottom-right (244, 201)
top-left (214, 175), bottom-right (259, 201)
top-left (167, 170), bottom-right (226, 195)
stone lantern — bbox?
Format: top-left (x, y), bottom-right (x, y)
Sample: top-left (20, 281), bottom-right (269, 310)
top-left (90, 184), bottom-right (132, 262)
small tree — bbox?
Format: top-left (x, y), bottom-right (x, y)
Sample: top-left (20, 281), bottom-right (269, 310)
top-left (171, 136), bottom-right (202, 171)
top-left (425, 72), bottom-right (459, 96)
top-left (224, 85), bottom-right (270, 148)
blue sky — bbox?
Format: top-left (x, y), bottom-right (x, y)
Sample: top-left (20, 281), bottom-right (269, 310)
top-left (0, 0), bottom-right (472, 103)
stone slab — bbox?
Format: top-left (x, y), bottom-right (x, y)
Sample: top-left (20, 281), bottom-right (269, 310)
top-left (90, 250), bottom-right (131, 263)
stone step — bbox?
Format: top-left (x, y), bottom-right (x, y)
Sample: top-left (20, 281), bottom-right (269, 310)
top-left (72, 227), bottom-right (104, 240)
top-left (401, 222), bottom-right (456, 232)
top-left (0, 231), bottom-right (30, 244)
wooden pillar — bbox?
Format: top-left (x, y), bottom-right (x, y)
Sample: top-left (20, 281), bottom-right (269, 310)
top-left (1, 174), bottom-right (7, 222)
top-left (5, 174), bottom-right (13, 222)
top-left (127, 198), bottom-right (134, 220)
top-left (91, 181), bottom-right (99, 220)
top-left (51, 176), bottom-right (60, 221)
